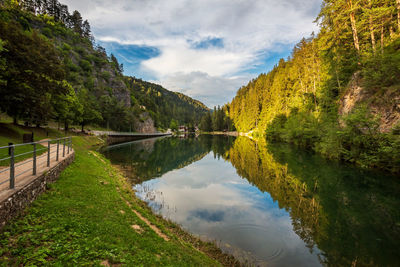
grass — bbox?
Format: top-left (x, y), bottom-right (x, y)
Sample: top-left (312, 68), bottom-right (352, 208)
top-left (0, 123), bottom-right (66, 166)
top-left (0, 135), bottom-right (238, 266)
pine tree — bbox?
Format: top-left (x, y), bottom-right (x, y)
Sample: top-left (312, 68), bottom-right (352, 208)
top-left (70, 10), bottom-right (83, 36)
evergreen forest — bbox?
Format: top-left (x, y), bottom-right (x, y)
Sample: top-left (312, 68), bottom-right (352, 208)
top-left (220, 0), bottom-right (400, 173)
top-left (0, 0), bottom-right (208, 132)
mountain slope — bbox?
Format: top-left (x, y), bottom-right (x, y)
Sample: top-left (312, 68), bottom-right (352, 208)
top-left (226, 1), bottom-right (400, 172)
top-left (0, 0), bottom-right (208, 132)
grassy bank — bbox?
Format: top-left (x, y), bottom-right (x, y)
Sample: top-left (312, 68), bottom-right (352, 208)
top-left (0, 123), bottom-right (64, 166)
top-left (0, 134), bottom-right (238, 266)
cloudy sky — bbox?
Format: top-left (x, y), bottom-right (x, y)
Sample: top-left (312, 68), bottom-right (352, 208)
top-left (62, 0), bottom-right (322, 108)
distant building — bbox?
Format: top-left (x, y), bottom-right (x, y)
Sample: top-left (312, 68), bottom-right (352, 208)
top-left (178, 125), bottom-right (188, 132)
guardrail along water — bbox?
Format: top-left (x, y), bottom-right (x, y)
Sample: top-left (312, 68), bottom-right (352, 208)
top-left (0, 137), bottom-right (72, 190)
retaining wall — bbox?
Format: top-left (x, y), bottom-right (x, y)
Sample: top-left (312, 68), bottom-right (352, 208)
top-left (0, 152), bottom-right (75, 229)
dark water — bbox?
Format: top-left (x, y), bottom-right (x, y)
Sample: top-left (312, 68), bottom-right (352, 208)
top-left (102, 135), bottom-right (400, 266)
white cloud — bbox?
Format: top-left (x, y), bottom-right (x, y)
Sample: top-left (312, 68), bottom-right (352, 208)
top-left (156, 72), bottom-right (249, 107)
top-left (61, 0), bottom-right (322, 106)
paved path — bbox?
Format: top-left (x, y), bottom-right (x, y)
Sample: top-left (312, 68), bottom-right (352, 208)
top-left (0, 141), bottom-right (73, 202)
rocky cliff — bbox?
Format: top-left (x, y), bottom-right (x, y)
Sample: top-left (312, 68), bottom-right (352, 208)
top-left (339, 72), bottom-right (400, 132)
top-left (134, 112), bottom-right (156, 133)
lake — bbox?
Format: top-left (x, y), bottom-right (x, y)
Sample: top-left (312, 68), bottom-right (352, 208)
top-left (102, 135), bottom-right (400, 266)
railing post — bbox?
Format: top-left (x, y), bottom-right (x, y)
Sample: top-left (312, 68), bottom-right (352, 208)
top-left (67, 137), bottom-right (70, 154)
top-left (10, 145), bottom-right (15, 189)
top-left (47, 141), bottom-right (51, 167)
top-left (56, 140), bottom-right (59, 161)
top-left (33, 143), bottom-right (37, 175)
top-left (63, 138), bottom-right (65, 157)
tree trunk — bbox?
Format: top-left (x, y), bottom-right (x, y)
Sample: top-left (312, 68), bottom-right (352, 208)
top-left (13, 117), bottom-right (18, 125)
top-left (348, 0), bottom-right (360, 52)
top-left (368, 0), bottom-right (376, 52)
top-left (381, 19), bottom-right (384, 53)
top-left (390, 14), bottom-right (394, 40)
top-left (64, 121), bottom-right (69, 132)
top-left (397, 0), bottom-right (400, 32)
top-left (81, 122), bottom-right (85, 133)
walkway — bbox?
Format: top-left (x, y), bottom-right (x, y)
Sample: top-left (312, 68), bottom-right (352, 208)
top-left (0, 141), bottom-right (74, 202)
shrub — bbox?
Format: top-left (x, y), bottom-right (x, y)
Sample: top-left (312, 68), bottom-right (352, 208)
top-left (79, 59), bottom-right (92, 73)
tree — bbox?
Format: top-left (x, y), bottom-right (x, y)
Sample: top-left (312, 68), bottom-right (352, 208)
top-left (397, 0), bottom-right (400, 31)
top-left (0, 38), bottom-right (6, 88)
top-left (200, 112), bottom-right (212, 132)
top-left (82, 19), bottom-right (92, 40)
top-left (52, 82), bottom-right (83, 131)
top-left (110, 53), bottom-right (123, 73)
top-left (77, 88), bottom-right (102, 132)
top-left (169, 119), bottom-right (178, 131)
top-left (0, 21), bottom-right (66, 124)
top-left (347, 0), bottom-right (360, 52)
top-left (70, 10), bottom-right (83, 36)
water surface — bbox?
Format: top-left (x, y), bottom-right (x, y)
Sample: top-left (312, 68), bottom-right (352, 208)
top-left (102, 135), bottom-right (400, 266)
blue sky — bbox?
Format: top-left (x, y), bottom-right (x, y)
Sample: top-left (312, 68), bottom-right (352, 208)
top-left (63, 0), bottom-right (322, 107)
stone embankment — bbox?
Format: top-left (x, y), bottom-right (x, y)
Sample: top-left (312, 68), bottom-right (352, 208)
top-left (0, 150), bottom-right (75, 229)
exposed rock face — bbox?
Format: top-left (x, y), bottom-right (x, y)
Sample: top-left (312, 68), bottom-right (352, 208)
top-left (339, 72), bottom-right (366, 115)
top-left (339, 72), bottom-right (400, 132)
top-left (111, 79), bottom-right (130, 108)
top-left (134, 112), bottom-right (156, 133)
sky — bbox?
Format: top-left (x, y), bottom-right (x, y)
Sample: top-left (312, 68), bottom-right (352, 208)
top-left (62, 0), bottom-right (322, 108)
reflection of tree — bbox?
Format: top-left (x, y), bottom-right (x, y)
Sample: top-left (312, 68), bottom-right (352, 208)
top-left (226, 137), bottom-right (400, 267)
top-left (103, 135), bottom-right (235, 182)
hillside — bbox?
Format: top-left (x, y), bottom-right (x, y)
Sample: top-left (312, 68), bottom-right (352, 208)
top-left (225, 0), bottom-right (400, 173)
top-left (0, 0), bottom-right (208, 132)
top-left (126, 77), bottom-right (209, 129)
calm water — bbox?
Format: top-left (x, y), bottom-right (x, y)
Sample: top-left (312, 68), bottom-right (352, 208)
top-left (102, 135), bottom-right (400, 266)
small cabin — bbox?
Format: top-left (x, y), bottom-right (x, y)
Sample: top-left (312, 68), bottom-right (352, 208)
top-left (178, 125), bottom-right (188, 132)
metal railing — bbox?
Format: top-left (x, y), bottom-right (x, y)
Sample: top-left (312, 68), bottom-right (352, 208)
top-left (0, 137), bottom-right (72, 190)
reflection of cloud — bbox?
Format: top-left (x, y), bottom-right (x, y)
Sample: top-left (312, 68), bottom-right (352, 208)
top-left (190, 209), bottom-right (225, 222)
top-left (134, 153), bottom-right (322, 265)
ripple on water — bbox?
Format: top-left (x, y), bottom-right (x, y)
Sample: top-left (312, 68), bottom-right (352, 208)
top-left (211, 223), bottom-right (287, 265)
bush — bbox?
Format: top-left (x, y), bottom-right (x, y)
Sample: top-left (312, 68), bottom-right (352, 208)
top-left (41, 27), bottom-right (53, 38)
top-left (285, 112), bottom-right (320, 148)
top-left (266, 114), bottom-right (287, 141)
top-left (62, 43), bottom-right (71, 51)
top-left (79, 59), bottom-right (92, 73)
top-left (362, 38), bottom-right (400, 90)
top-left (100, 71), bottom-right (111, 82)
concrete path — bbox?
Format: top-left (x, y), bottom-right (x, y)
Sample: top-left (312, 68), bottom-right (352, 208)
top-left (0, 141), bottom-right (74, 202)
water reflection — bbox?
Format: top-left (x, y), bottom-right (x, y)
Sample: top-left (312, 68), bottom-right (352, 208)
top-left (102, 136), bottom-right (400, 266)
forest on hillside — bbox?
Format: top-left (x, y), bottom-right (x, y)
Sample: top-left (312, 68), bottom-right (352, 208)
top-left (0, 0), bottom-right (208, 132)
top-left (219, 0), bottom-right (400, 173)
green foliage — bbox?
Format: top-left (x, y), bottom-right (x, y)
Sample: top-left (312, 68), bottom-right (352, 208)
top-left (0, 18), bottom-right (67, 125)
top-left (265, 105), bottom-right (400, 173)
top-left (0, 38), bottom-right (6, 87)
top-left (0, 6), bottom-right (208, 133)
top-left (169, 119), bottom-right (178, 131)
top-left (227, 0), bottom-right (400, 172)
top-left (0, 136), bottom-right (222, 266)
top-left (199, 112), bottom-right (213, 132)
top-left (101, 71), bottom-right (111, 82)
top-left (362, 39), bottom-right (400, 90)
top-left (79, 59), bottom-right (92, 73)
top-left (199, 106), bottom-right (234, 132)
top-left (125, 77), bottom-right (208, 129)
top-left (225, 136), bottom-right (400, 266)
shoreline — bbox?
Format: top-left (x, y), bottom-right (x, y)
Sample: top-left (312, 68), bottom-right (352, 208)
top-left (0, 135), bottom-right (240, 266)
